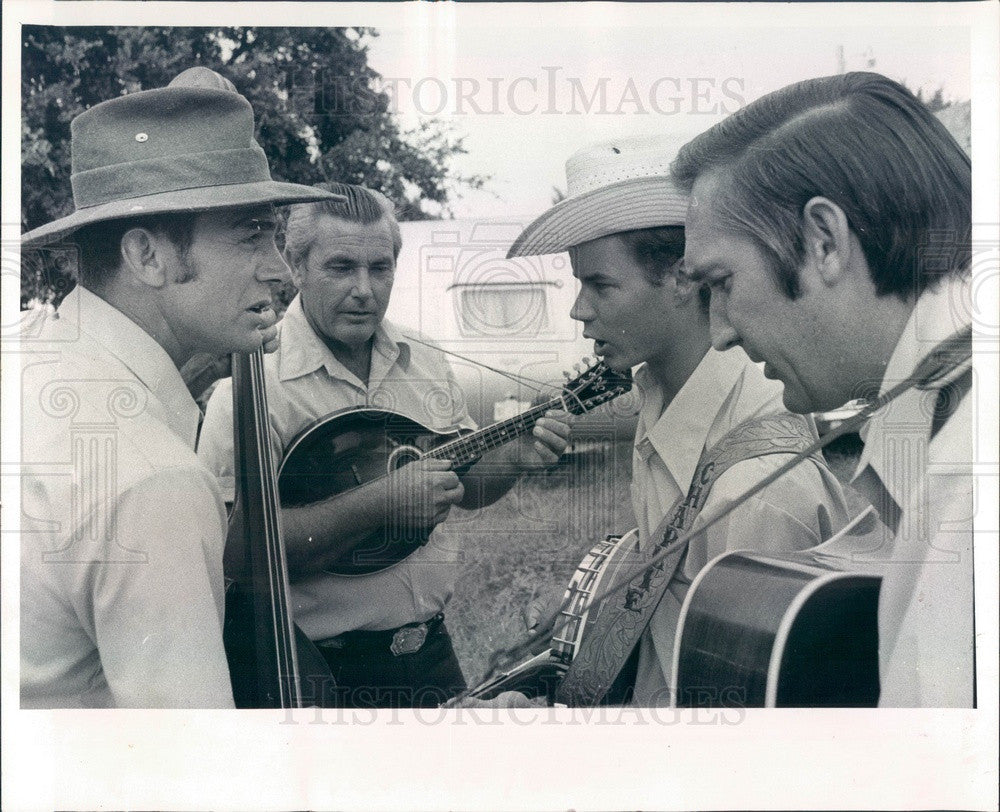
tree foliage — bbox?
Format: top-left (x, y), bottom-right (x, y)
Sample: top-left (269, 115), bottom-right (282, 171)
top-left (21, 26), bottom-right (486, 305)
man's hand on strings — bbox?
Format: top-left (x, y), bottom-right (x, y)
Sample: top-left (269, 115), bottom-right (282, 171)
top-left (387, 457), bottom-right (465, 529)
top-left (512, 409), bottom-right (572, 471)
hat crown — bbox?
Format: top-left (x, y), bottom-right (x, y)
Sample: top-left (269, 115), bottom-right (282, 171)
top-left (67, 78), bottom-right (274, 212)
top-left (22, 68), bottom-right (340, 247)
top-left (564, 133), bottom-right (688, 197)
top-left (71, 86), bottom-right (256, 176)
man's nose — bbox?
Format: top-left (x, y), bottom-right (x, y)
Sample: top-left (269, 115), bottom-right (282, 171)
top-left (709, 296), bottom-right (740, 351)
top-left (351, 268), bottom-right (374, 299)
top-left (257, 242), bottom-right (292, 285)
top-left (570, 291), bottom-right (593, 323)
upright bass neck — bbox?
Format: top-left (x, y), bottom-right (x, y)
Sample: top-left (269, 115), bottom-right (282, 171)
top-left (224, 349), bottom-right (304, 708)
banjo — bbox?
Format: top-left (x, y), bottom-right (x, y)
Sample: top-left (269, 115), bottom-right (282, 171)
top-left (470, 529), bottom-right (644, 702)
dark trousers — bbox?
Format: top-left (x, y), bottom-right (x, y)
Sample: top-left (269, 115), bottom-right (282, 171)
top-left (315, 620), bottom-right (467, 708)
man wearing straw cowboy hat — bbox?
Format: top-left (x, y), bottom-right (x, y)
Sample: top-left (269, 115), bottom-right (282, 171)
top-left (19, 67), bottom-right (340, 708)
top-left (503, 133), bottom-right (851, 706)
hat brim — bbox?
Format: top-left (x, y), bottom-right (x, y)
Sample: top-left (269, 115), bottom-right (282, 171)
top-left (21, 180), bottom-right (345, 247)
top-left (507, 176), bottom-right (687, 258)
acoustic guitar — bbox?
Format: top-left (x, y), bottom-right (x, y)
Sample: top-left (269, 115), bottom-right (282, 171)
top-left (277, 360), bottom-right (632, 576)
top-left (671, 548), bottom-right (882, 708)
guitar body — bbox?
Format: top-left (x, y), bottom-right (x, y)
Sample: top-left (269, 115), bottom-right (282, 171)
top-left (278, 408), bottom-right (466, 576)
top-left (672, 551), bottom-right (882, 708)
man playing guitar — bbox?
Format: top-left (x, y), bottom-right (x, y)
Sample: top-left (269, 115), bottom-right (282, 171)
top-left (675, 73), bottom-right (975, 707)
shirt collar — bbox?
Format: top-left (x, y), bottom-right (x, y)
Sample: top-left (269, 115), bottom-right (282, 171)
top-left (635, 348), bottom-right (748, 491)
top-left (854, 273), bottom-right (972, 482)
top-left (58, 286), bottom-right (201, 449)
top-left (276, 294), bottom-right (411, 386)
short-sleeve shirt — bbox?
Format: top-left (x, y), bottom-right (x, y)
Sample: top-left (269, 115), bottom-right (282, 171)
top-left (629, 347), bottom-right (851, 705)
top-left (197, 294), bottom-right (476, 639)
top-left (20, 286), bottom-right (233, 708)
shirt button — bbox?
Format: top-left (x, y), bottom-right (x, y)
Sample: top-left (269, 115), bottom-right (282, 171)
top-left (135, 132), bottom-right (149, 142)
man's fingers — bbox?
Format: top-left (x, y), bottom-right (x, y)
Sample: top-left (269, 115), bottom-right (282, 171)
top-left (538, 412), bottom-right (573, 437)
top-left (418, 457), bottom-right (454, 471)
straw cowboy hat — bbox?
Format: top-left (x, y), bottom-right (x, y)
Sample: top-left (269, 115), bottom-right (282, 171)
top-left (21, 67), bottom-right (342, 247)
top-left (507, 133), bottom-right (691, 258)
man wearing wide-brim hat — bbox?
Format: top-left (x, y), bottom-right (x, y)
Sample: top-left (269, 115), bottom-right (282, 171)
top-left (505, 134), bottom-right (851, 706)
top-left (19, 67), bottom-right (340, 708)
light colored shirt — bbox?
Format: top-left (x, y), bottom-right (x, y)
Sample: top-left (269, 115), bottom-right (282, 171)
top-left (197, 294), bottom-right (476, 639)
top-left (20, 287), bottom-right (233, 708)
top-left (629, 348), bottom-right (851, 705)
top-left (853, 272), bottom-right (974, 707)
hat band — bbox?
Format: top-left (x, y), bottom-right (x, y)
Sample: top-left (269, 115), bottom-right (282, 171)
top-left (71, 146), bottom-right (272, 209)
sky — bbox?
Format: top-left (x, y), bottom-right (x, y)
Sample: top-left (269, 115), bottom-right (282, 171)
top-left (365, 20), bottom-right (972, 219)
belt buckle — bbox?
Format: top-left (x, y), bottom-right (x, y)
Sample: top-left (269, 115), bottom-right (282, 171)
top-left (390, 623), bottom-right (428, 656)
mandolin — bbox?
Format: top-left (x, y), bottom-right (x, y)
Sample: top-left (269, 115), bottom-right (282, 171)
top-left (222, 349), bottom-right (334, 708)
top-left (277, 359), bottom-right (632, 576)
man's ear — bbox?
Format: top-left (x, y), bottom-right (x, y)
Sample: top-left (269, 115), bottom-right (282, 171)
top-left (801, 196), bottom-right (854, 287)
top-left (669, 265), bottom-right (699, 306)
top-left (285, 254), bottom-right (306, 288)
top-left (119, 227), bottom-right (170, 288)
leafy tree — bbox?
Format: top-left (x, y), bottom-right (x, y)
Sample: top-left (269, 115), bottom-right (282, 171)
top-left (21, 26), bottom-right (486, 306)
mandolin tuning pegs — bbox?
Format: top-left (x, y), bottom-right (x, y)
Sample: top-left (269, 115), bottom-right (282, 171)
top-left (563, 369), bottom-right (573, 380)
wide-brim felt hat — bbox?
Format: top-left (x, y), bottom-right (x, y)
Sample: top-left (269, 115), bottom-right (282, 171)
top-left (22, 67), bottom-right (343, 247)
top-left (507, 133), bottom-right (692, 258)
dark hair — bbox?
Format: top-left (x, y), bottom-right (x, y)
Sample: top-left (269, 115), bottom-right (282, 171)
top-left (282, 182), bottom-right (402, 270)
top-left (671, 72), bottom-right (971, 299)
top-left (617, 225), bottom-right (710, 312)
top-left (72, 212), bottom-right (197, 290)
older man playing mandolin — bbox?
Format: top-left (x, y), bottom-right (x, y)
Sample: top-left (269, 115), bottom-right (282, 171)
top-left (197, 182), bottom-right (574, 708)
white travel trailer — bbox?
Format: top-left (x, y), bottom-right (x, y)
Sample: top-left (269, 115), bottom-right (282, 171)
top-left (387, 218), bottom-right (640, 442)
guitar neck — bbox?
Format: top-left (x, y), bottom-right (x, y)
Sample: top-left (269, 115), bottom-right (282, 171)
top-left (428, 396), bottom-right (564, 466)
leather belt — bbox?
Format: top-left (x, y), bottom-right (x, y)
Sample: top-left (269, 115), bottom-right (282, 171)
top-left (316, 613), bottom-right (445, 657)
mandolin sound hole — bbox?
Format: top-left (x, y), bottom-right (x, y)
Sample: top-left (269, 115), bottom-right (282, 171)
top-left (387, 445), bottom-right (424, 470)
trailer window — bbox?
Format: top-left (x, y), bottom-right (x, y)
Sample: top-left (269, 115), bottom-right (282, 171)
top-left (456, 286), bottom-right (549, 337)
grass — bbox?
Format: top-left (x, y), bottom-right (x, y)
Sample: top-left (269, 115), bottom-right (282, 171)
top-left (442, 434), bottom-right (867, 687)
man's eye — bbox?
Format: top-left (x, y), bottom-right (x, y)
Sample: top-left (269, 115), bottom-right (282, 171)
top-left (710, 276), bottom-right (731, 292)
